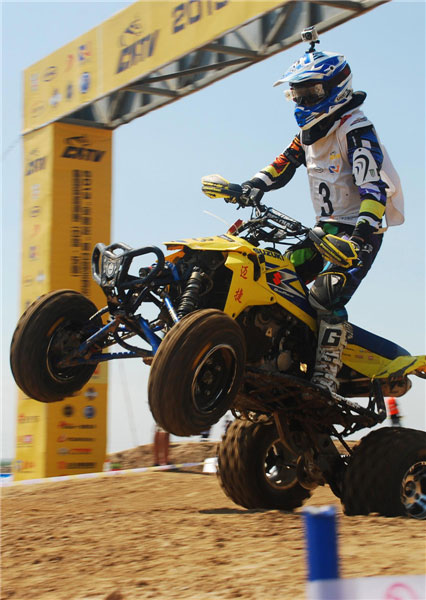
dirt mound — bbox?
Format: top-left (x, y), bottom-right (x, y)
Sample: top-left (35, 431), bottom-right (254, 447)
top-left (108, 441), bottom-right (218, 471)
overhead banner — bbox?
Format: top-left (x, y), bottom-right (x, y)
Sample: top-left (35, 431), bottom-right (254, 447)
top-left (101, 0), bottom-right (287, 93)
top-left (23, 27), bottom-right (100, 133)
top-left (15, 123), bottom-right (111, 480)
top-left (23, 0), bottom-right (289, 132)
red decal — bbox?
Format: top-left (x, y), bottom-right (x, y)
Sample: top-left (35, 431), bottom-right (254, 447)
top-left (273, 272), bottom-right (282, 285)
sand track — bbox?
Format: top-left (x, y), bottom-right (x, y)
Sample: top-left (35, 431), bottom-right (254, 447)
top-left (2, 443), bottom-right (425, 600)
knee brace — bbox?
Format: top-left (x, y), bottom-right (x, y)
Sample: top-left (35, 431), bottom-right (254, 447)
top-left (309, 271), bottom-right (347, 322)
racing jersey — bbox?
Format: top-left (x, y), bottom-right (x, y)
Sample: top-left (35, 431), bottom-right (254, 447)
top-left (248, 107), bottom-right (404, 232)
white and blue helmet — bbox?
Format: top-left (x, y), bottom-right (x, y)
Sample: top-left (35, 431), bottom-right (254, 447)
top-left (274, 51), bottom-right (353, 130)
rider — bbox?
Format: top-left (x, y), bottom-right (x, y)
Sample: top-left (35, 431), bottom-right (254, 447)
top-left (237, 28), bottom-right (404, 394)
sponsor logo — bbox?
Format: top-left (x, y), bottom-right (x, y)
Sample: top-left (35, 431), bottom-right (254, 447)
top-left (329, 165), bottom-right (340, 174)
top-left (18, 414), bottom-right (40, 424)
top-left (30, 101), bottom-right (46, 120)
top-left (254, 247), bottom-right (282, 259)
top-left (57, 461), bottom-right (96, 469)
top-left (272, 272), bottom-right (282, 286)
top-left (43, 65), bottom-right (57, 82)
top-left (119, 17), bottom-right (143, 46)
top-left (25, 149), bottom-right (47, 176)
top-left (63, 405), bottom-right (74, 417)
top-left (31, 224), bottom-right (41, 237)
top-left (29, 245), bottom-right (38, 260)
top-left (36, 271), bottom-right (45, 283)
top-left (30, 73), bottom-right (39, 91)
top-left (59, 421), bottom-right (76, 429)
top-left (17, 434), bottom-right (33, 445)
top-left (116, 17), bottom-right (159, 74)
top-left (30, 205), bottom-right (41, 218)
top-left (351, 116), bottom-right (367, 126)
top-left (65, 83), bottom-right (73, 100)
top-left (61, 136), bottom-right (105, 162)
top-left (57, 435), bottom-right (95, 442)
top-left (59, 421), bottom-right (97, 430)
top-left (65, 53), bottom-right (74, 72)
top-left (31, 184), bottom-right (41, 199)
top-left (78, 43), bottom-right (92, 63)
top-left (79, 72), bottom-right (91, 94)
top-left (84, 387), bottom-right (98, 399)
top-left (329, 151), bottom-right (341, 161)
top-left (84, 405), bottom-right (96, 419)
top-left (14, 460), bottom-right (35, 472)
top-left (49, 88), bottom-right (62, 107)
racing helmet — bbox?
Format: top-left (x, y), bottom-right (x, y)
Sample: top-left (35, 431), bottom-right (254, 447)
top-left (274, 50), bottom-right (353, 130)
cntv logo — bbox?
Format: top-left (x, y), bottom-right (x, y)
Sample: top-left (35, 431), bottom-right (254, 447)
top-left (61, 136), bottom-right (105, 162)
top-left (25, 149), bottom-right (47, 176)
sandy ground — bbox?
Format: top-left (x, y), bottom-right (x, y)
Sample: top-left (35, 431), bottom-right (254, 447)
top-left (2, 442), bottom-right (425, 600)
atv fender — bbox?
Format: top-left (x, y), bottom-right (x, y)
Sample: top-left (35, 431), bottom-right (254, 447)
top-left (373, 355), bottom-right (426, 380)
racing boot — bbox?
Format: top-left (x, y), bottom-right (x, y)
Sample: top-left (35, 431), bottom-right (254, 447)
top-left (311, 320), bottom-right (348, 394)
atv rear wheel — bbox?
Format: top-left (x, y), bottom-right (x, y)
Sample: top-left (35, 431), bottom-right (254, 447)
top-left (343, 427), bottom-right (426, 518)
top-left (218, 419), bottom-right (311, 510)
top-left (10, 290), bottom-right (101, 403)
top-left (148, 309), bottom-right (245, 436)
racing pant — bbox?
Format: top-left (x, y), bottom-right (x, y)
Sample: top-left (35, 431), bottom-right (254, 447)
top-left (286, 222), bottom-right (383, 391)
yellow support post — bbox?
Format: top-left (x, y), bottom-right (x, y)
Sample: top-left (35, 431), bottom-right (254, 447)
top-left (14, 122), bottom-right (112, 480)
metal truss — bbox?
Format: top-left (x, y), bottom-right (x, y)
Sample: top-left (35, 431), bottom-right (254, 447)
top-left (62, 0), bottom-right (388, 130)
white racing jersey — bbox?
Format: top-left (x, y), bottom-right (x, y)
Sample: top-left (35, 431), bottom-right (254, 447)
top-left (250, 105), bottom-right (404, 230)
top-left (302, 109), bottom-right (404, 227)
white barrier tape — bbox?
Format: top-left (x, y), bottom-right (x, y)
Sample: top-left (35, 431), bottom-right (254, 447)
top-left (1, 461), bottom-right (206, 488)
top-left (307, 575), bottom-right (426, 600)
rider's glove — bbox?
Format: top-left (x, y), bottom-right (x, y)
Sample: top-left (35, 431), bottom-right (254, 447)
top-left (310, 231), bottom-right (360, 269)
top-left (350, 219), bottom-right (375, 269)
top-left (240, 182), bottom-right (264, 207)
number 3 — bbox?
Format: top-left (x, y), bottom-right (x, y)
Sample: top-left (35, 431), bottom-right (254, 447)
top-left (319, 182), bottom-right (333, 216)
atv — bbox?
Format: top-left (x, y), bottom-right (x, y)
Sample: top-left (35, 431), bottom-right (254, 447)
top-left (10, 175), bottom-right (426, 518)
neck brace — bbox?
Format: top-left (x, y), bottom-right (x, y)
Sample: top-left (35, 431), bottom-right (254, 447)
top-left (301, 92), bottom-right (367, 146)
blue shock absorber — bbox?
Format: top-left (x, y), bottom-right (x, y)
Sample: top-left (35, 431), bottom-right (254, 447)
top-left (163, 294), bottom-right (180, 324)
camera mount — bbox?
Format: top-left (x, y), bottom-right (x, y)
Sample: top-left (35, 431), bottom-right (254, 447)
top-left (301, 26), bottom-right (320, 53)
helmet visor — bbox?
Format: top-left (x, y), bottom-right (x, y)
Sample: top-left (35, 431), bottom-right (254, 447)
top-left (287, 82), bottom-right (327, 107)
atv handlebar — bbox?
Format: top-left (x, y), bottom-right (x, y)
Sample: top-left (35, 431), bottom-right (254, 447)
top-left (201, 175), bottom-right (309, 244)
top-left (230, 204), bottom-right (309, 245)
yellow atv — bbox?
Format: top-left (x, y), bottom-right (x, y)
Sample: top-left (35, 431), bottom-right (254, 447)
top-left (10, 175), bottom-right (426, 518)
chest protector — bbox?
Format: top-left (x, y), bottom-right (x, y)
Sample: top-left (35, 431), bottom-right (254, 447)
top-left (301, 109), bottom-right (404, 228)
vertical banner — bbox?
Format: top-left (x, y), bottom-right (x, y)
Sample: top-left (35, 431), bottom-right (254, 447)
top-left (14, 123), bottom-right (112, 480)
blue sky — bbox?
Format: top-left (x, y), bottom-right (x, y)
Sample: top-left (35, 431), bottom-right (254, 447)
top-left (2, 1), bottom-right (425, 458)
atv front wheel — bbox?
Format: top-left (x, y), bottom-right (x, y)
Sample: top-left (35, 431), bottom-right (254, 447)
top-left (148, 309), bottom-right (245, 436)
top-left (10, 290), bottom-right (101, 403)
top-left (218, 418), bottom-right (311, 510)
top-left (343, 427), bottom-right (426, 519)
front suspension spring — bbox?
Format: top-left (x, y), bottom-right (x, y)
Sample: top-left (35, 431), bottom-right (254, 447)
top-left (177, 267), bottom-right (203, 318)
